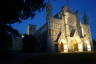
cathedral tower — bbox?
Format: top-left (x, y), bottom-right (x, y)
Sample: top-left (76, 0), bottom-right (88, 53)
top-left (45, 0), bottom-right (94, 53)
top-left (82, 12), bottom-right (94, 51)
top-left (46, 0), bottom-right (55, 52)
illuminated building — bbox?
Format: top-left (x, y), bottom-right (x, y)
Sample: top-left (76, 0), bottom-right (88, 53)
top-left (30, 1), bottom-right (94, 53)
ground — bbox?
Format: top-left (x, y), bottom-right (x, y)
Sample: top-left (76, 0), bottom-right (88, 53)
top-left (0, 52), bottom-right (96, 64)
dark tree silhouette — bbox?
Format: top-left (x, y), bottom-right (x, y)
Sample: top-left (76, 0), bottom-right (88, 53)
top-left (0, 0), bottom-right (45, 22)
top-left (0, 0), bottom-right (45, 51)
top-left (22, 34), bottom-right (40, 52)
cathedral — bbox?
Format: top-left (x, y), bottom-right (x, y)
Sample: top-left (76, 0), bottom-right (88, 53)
top-left (28, 1), bottom-right (94, 53)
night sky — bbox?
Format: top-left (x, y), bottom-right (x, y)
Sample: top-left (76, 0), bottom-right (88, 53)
top-left (11, 0), bottom-right (96, 40)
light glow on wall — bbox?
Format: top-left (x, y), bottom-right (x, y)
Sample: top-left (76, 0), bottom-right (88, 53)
top-left (64, 44), bottom-right (68, 52)
top-left (64, 49), bottom-right (68, 53)
top-left (85, 40), bottom-right (91, 51)
top-left (59, 39), bottom-right (68, 53)
top-left (78, 43), bottom-right (83, 52)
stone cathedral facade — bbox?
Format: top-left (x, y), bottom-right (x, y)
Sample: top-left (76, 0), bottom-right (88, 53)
top-left (29, 2), bottom-right (94, 53)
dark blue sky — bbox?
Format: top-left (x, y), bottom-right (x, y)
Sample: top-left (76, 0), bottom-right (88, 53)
top-left (11, 0), bottom-right (96, 40)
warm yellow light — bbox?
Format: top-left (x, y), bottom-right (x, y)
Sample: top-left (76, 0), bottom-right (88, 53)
top-left (75, 36), bottom-right (81, 42)
top-left (64, 45), bottom-right (68, 52)
top-left (59, 39), bottom-right (68, 53)
top-left (85, 40), bottom-right (91, 51)
top-left (88, 48), bottom-right (91, 51)
top-left (64, 49), bottom-right (68, 52)
top-left (85, 40), bottom-right (89, 44)
top-left (60, 39), bottom-right (66, 44)
top-left (87, 44), bottom-right (91, 49)
top-left (78, 43), bottom-right (83, 52)
top-left (64, 45), bottom-right (68, 49)
top-left (87, 44), bottom-right (91, 51)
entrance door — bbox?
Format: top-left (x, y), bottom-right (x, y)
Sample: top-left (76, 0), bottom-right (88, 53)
top-left (73, 40), bottom-right (78, 51)
top-left (60, 42), bottom-right (64, 52)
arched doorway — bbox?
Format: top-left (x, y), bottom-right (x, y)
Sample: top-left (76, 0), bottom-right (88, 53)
top-left (60, 42), bottom-right (64, 52)
top-left (73, 40), bottom-right (78, 51)
top-left (59, 39), bottom-right (68, 53)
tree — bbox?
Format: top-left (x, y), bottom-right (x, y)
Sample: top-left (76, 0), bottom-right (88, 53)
top-left (0, 0), bottom-right (45, 23)
top-left (0, 0), bottom-right (45, 51)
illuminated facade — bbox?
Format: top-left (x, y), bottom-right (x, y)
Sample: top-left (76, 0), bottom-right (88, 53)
top-left (30, 1), bottom-right (94, 53)
top-left (46, 2), bottom-right (94, 53)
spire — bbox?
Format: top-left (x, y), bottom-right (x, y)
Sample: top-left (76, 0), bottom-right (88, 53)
top-left (62, 0), bottom-right (71, 13)
top-left (83, 12), bottom-right (89, 24)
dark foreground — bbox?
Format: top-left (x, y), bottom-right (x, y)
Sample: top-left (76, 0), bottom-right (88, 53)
top-left (0, 52), bottom-right (96, 64)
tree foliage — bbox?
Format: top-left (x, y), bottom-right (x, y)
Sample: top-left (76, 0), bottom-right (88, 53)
top-left (0, 0), bottom-right (45, 51)
top-left (0, 0), bottom-right (45, 24)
